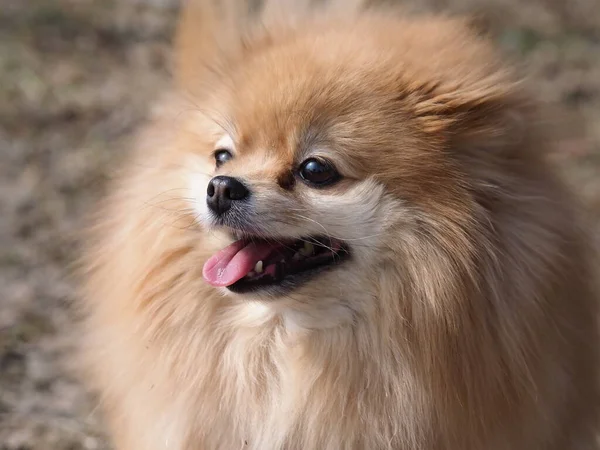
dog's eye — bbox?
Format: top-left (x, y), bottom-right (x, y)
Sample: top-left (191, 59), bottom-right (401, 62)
top-left (298, 158), bottom-right (340, 187)
top-left (214, 149), bottom-right (233, 168)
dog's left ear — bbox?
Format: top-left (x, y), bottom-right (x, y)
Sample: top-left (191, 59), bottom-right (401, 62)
top-left (410, 74), bottom-right (530, 155)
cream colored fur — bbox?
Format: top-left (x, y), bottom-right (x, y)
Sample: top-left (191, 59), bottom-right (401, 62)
top-left (77, 1), bottom-right (599, 449)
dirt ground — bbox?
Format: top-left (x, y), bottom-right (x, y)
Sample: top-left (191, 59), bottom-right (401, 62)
top-left (0, 0), bottom-right (599, 448)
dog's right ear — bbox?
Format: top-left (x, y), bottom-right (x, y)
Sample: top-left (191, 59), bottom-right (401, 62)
top-left (174, 0), bottom-right (251, 95)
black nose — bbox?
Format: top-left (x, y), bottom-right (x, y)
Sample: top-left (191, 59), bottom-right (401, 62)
top-left (206, 176), bottom-right (250, 215)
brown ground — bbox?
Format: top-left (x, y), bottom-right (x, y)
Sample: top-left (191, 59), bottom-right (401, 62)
top-left (0, 0), bottom-right (599, 448)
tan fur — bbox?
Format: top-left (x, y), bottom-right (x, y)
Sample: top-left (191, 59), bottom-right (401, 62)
top-left (77, 1), bottom-right (599, 449)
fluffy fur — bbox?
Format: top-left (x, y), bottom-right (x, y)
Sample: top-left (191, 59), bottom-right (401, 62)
top-left (77, 1), bottom-right (599, 449)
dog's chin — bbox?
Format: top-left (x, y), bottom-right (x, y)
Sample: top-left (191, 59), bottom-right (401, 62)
top-left (208, 226), bottom-right (352, 297)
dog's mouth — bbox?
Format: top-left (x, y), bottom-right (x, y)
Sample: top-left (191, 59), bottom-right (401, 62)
top-left (202, 236), bottom-right (350, 293)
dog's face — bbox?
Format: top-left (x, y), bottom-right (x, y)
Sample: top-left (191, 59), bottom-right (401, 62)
top-left (190, 67), bottom-right (398, 307)
top-left (181, 16), bottom-right (516, 318)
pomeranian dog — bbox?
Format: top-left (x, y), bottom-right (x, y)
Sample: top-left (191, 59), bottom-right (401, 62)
top-left (77, 0), bottom-right (599, 449)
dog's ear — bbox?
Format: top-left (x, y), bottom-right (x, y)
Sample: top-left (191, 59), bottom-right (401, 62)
top-left (174, 0), bottom-right (369, 96)
top-left (174, 0), bottom-right (252, 94)
top-left (261, 0), bottom-right (366, 20)
top-left (409, 74), bottom-right (530, 155)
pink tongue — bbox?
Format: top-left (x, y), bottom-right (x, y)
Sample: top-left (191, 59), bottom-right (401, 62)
top-left (202, 240), bottom-right (278, 287)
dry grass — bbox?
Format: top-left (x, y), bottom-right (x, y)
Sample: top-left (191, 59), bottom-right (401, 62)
top-left (0, 0), bottom-right (598, 448)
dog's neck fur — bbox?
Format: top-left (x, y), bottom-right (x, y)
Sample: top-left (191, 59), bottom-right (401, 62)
top-left (186, 291), bottom-right (421, 450)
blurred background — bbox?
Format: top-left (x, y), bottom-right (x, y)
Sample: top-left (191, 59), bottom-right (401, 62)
top-left (0, 0), bottom-right (599, 448)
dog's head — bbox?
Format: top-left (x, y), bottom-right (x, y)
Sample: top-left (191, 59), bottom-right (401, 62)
top-left (177, 2), bottom-right (528, 322)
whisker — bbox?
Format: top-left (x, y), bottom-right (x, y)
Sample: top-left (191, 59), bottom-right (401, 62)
top-left (287, 213), bottom-right (384, 243)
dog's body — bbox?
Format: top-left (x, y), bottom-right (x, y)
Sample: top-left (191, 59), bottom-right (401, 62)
top-left (78, 1), bottom-right (599, 449)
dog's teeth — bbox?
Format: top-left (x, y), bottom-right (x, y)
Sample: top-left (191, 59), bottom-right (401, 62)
top-left (255, 261), bottom-right (263, 273)
top-left (246, 271), bottom-right (256, 278)
top-left (300, 242), bottom-right (314, 256)
top-left (292, 252), bottom-right (302, 261)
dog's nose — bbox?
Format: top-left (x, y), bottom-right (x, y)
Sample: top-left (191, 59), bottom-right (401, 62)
top-left (206, 176), bottom-right (250, 215)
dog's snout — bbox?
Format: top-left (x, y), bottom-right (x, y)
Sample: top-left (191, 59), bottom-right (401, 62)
top-left (206, 176), bottom-right (250, 215)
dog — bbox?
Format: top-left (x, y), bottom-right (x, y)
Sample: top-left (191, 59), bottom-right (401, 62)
top-left (77, 1), bottom-right (599, 448)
